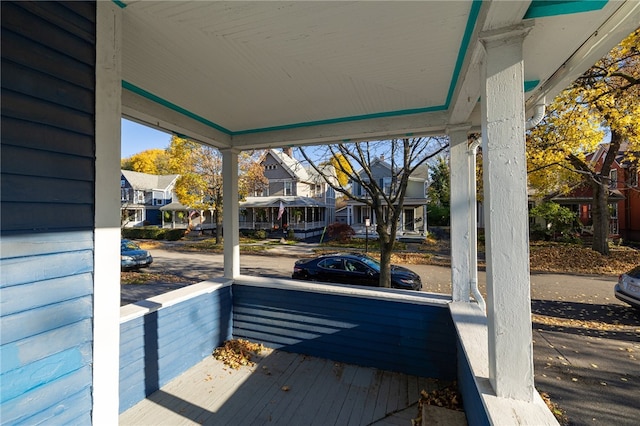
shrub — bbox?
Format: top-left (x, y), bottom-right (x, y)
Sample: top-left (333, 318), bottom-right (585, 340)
top-left (121, 227), bottom-right (184, 241)
top-left (163, 229), bottom-right (185, 241)
top-left (327, 222), bottom-right (355, 242)
top-left (287, 228), bottom-right (295, 240)
top-left (254, 229), bottom-right (267, 240)
top-left (122, 227), bottom-right (163, 240)
top-left (427, 203), bottom-right (450, 226)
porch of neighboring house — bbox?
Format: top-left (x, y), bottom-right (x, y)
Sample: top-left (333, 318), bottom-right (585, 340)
top-left (240, 196), bottom-right (329, 239)
top-left (347, 202), bottom-right (428, 236)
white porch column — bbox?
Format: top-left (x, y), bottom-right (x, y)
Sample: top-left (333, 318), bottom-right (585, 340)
top-left (480, 24), bottom-right (534, 401)
top-left (222, 148), bottom-right (240, 279)
top-left (422, 205), bottom-right (427, 235)
top-left (448, 125), bottom-right (472, 303)
top-left (94, 2), bottom-right (121, 422)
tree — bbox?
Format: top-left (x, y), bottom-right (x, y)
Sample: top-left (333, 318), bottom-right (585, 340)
top-left (121, 148), bottom-right (171, 174)
top-left (168, 136), bottom-right (224, 242)
top-left (239, 150), bottom-right (269, 199)
top-left (167, 138), bottom-right (267, 244)
top-left (299, 137), bottom-right (448, 288)
top-left (329, 153), bottom-right (353, 187)
top-left (529, 202), bottom-right (578, 241)
top-left (428, 156), bottom-right (450, 206)
top-left (527, 28), bottom-right (640, 254)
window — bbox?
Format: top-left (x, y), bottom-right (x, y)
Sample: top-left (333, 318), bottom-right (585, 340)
top-left (630, 168), bottom-right (638, 187)
top-left (609, 169), bottom-right (617, 189)
top-left (345, 260), bottom-right (369, 273)
top-left (134, 190), bottom-right (145, 204)
top-left (319, 258), bottom-right (344, 270)
top-left (284, 181), bottom-right (293, 196)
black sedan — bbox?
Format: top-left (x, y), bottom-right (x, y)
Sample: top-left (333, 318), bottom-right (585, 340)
top-left (292, 253), bottom-right (422, 291)
top-left (121, 239), bottom-right (153, 270)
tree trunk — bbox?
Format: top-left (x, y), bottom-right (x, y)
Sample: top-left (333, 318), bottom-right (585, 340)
top-left (378, 232), bottom-right (393, 288)
top-left (591, 182), bottom-right (610, 255)
top-left (215, 206), bottom-right (223, 245)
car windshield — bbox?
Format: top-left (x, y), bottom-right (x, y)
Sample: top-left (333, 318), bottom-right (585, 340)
top-left (122, 241), bottom-right (141, 251)
top-left (358, 256), bottom-right (380, 272)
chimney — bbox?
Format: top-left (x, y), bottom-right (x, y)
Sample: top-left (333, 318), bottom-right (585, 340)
top-left (282, 147), bottom-right (293, 157)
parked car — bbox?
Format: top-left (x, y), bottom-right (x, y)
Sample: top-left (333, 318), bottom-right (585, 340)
top-left (615, 265), bottom-right (640, 309)
top-left (121, 239), bottom-right (153, 270)
top-left (292, 253), bottom-right (422, 291)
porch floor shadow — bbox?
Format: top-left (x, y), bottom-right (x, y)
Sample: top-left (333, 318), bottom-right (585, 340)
top-left (119, 348), bottom-right (461, 425)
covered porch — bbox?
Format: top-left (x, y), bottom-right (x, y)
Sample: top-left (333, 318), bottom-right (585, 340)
top-left (3, 1), bottom-right (638, 425)
top-left (98, 1), bottom-right (637, 424)
top-left (240, 196), bottom-right (328, 238)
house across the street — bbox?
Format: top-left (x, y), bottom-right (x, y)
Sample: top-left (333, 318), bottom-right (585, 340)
top-left (240, 148), bottom-right (337, 239)
top-left (120, 170), bottom-right (179, 227)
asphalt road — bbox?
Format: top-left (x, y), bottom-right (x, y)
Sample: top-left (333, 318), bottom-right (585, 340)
top-left (122, 249), bottom-right (640, 426)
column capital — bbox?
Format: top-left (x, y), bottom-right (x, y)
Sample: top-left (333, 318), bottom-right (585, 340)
top-left (479, 22), bottom-right (533, 48)
top-left (219, 146), bottom-right (241, 155)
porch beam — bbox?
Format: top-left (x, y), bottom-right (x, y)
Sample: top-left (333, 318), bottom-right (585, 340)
top-left (222, 148), bottom-right (240, 279)
top-left (480, 23), bottom-right (534, 402)
top-left (448, 125), bottom-right (472, 303)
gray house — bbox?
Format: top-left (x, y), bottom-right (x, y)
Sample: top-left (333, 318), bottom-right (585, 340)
top-left (2, 1), bottom-right (637, 424)
top-left (345, 156), bottom-right (429, 236)
top-left (120, 169), bottom-right (179, 227)
top-left (240, 148), bottom-right (336, 238)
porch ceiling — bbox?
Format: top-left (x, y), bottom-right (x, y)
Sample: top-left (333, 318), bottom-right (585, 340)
top-left (119, 1), bottom-right (639, 150)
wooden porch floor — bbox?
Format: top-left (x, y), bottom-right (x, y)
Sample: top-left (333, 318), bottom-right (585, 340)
top-left (119, 348), bottom-right (453, 425)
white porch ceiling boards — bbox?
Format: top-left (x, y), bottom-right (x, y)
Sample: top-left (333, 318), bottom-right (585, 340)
top-left (119, 1), bottom-right (640, 149)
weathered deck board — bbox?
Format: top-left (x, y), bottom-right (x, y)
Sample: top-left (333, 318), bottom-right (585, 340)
top-left (119, 349), bottom-right (453, 426)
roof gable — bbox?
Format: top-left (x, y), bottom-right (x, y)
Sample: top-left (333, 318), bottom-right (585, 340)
top-left (121, 170), bottom-right (179, 190)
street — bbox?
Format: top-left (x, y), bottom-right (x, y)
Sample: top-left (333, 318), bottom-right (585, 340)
top-left (122, 249), bottom-right (640, 426)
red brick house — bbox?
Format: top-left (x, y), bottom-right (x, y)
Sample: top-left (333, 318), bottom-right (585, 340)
top-left (551, 143), bottom-right (640, 242)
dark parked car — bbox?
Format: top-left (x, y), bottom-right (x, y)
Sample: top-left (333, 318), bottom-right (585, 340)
top-left (121, 239), bottom-right (153, 270)
top-left (615, 265), bottom-right (640, 309)
top-left (292, 253), bottom-right (422, 291)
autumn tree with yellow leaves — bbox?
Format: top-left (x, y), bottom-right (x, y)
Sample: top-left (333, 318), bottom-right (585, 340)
top-left (167, 136), bottom-right (267, 244)
top-left (527, 28), bottom-right (639, 255)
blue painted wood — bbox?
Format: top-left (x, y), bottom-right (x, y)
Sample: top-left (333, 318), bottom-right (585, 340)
top-left (0, 365), bottom-right (92, 425)
top-left (232, 285), bottom-right (457, 380)
top-left (0, 1), bottom-right (96, 423)
top-left (457, 340), bottom-right (490, 426)
top-left (1, 296), bottom-right (92, 346)
top-left (0, 274), bottom-right (92, 315)
top-left (119, 287), bottom-right (234, 413)
top-left (0, 250), bottom-right (93, 288)
top-left (1, 343), bottom-right (92, 401)
top-left (1, 319), bottom-right (92, 374)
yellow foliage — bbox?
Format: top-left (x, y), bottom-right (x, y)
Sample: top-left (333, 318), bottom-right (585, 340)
top-left (527, 28), bottom-right (640, 196)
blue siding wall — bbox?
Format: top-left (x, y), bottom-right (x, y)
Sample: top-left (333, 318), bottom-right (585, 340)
top-left (119, 286), bottom-right (233, 413)
top-left (0, 232), bottom-right (95, 425)
top-left (1, 1), bottom-right (97, 424)
top-left (233, 284), bottom-right (457, 380)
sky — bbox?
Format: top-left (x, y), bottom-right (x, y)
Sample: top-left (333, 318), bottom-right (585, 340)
top-left (121, 119), bottom-right (173, 158)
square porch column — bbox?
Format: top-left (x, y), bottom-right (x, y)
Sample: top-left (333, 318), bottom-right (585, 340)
top-left (480, 23), bottom-right (534, 402)
top-left (448, 125), bottom-right (472, 303)
top-left (222, 148), bottom-right (240, 279)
